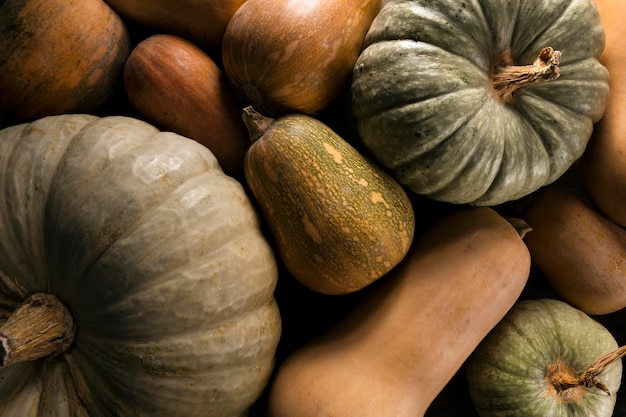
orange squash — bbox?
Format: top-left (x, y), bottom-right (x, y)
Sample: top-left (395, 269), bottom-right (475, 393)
top-left (520, 186), bottom-right (626, 315)
top-left (0, 0), bottom-right (131, 124)
top-left (267, 206), bottom-right (530, 417)
top-left (104, 0), bottom-right (246, 49)
top-left (580, 0), bottom-right (626, 226)
top-left (221, 0), bottom-right (381, 117)
top-left (124, 34), bottom-right (249, 175)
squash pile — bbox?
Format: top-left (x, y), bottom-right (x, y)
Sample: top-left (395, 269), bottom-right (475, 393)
top-left (1, 0), bottom-right (626, 416)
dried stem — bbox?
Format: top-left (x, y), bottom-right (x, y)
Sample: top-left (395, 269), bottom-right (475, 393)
top-left (491, 47), bottom-right (562, 104)
top-left (0, 292), bottom-right (76, 367)
top-left (545, 345), bottom-right (626, 402)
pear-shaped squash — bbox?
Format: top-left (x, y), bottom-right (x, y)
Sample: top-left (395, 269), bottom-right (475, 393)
top-left (0, 114), bottom-right (281, 417)
top-left (352, 0), bottom-right (609, 206)
top-left (243, 107), bottom-right (415, 295)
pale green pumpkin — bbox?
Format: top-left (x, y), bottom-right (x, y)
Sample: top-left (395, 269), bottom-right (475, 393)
top-left (465, 298), bottom-right (623, 417)
top-left (352, 0), bottom-right (609, 205)
top-left (0, 114), bottom-right (281, 417)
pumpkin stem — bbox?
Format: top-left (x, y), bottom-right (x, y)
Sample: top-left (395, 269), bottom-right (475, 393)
top-left (546, 345), bottom-right (626, 401)
top-left (490, 47), bottom-right (562, 104)
top-left (242, 106), bottom-right (275, 143)
top-left (0, 292), bottom-right (75, 368)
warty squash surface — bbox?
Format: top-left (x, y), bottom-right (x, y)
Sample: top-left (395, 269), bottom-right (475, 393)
top-left (0, 114), bottom-right (281, 417)
top-left (352, 0), bottom-right (609, 206)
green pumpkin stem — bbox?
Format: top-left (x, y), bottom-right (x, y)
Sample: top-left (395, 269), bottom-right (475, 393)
top-left (0, 292), bottom-right (75, 368)
top-left (546, 345), bottom-right (626, 400)
top-left (242, 106), bottom-right (275, 143)
top-left (491, 47), bottom-right (562, 104)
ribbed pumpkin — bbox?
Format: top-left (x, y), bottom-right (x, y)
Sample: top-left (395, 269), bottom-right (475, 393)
top-left (465, 298), bottom-right (623, 417)
top-left (0, 0), bottom-right (131, 124)
top-left (352, 0), bottom-right (609, 206)
top-left (0, 114), bottom-right (281, 417)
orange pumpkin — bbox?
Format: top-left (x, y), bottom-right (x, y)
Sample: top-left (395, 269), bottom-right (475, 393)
top-left (0, 0), bottom-right (131, 123)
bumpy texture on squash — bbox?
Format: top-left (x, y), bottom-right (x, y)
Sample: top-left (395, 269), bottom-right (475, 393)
top-left (0, 114), bottom-right (281, 417)
top-left (352, 0), bottom-right (609, 206)
top-left (243, 108), bottom-right (415, 295)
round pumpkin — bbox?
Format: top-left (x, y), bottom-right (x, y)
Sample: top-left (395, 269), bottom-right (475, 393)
top-left (0, 114), bottom-right (281, 416)
top-left (0, 0), bottom-right (131, 124)
top-left (351, 0), bottom-right (609, 206)
top-left (465, 298), bottom-right (623, 417)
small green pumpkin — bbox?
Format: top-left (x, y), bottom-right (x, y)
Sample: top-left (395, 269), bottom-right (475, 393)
top-left (0, 114), bottom-right (281, 417)
top-left (242, 107), bottom-right (415, 295)
top-left (352, 0), bottom-right (609, 206)
top-left (465, 298), bottom-right (624, 417)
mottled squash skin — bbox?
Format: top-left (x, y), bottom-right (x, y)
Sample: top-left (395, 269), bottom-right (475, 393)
top-left (0, 0), bottom-right (131, 123)
top-left (268, 206), bottom-right (530, 417)
top-left (243, 109), bottom-right (415, 295)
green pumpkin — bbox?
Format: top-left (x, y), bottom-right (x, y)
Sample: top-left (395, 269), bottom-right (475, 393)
top-left (465, 298), bottom-right (623, 417)
top-left (351, 0), bottom-right (609, 206)
top-left (0, 114), bottom-right (281, 417)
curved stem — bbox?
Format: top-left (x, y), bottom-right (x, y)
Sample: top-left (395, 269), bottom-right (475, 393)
top-left (242, 106), bottom-right (275, 143)
top-left (546, 345), bottom-right (626, 401)
top-left (491, 47), bottom-right (562, 104)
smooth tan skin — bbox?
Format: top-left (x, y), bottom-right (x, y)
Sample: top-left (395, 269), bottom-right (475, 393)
top-left (521, 186), bottom-right (626, 315)
top-left (267, 206), bottom-right (530, 417)
top-left (124, 34), bottom-right (250, 176)
top-left (580, 0), bottom-right (626, 226)
top-left (104, 0), bottom-right (246, 49)
top-left (222, 0), bottom-right (381, 117)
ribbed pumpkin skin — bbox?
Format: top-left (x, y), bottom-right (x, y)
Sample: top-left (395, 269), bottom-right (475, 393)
top-left (244, 113), bottom-right (415, 295)
top-left (465, 298), bottom-right (621, 417)
top-left (0, 0), bottom-right (131, 123)
top-left (352, 0), bottom-right (609, 206)
top-left (0, 115), bottom-right (281, 417)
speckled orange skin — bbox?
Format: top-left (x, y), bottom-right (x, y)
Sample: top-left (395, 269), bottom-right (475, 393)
top-left (221, 0), bottom-right (381, 117)
top-left (581, 0), bottom-right (626, 226)
top-left (0, 0), bottom-right (131, 123)
top-left (521, 186), bottom-right (626, 315)
top-left (124, 34), bottom-right (250, 176)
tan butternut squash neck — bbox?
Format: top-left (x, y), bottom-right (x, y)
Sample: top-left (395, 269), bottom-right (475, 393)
top-left (0, 292), bottom-right (76, 367)
top-left (545, 345), bottom-right (626, 402)
top-left (491, 47), bottom-right (562, 104)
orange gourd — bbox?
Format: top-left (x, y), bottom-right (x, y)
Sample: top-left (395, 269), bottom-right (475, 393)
top-left (580, 0), bottom-right (626, 226)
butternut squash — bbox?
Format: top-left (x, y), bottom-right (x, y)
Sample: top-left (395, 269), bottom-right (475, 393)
top-left (580, 0), bottom-right (626, 226)
top-left (267, 206), bottom-right (530, 417)
top-left (124, 34), bottom-right (249, 175)
top-left (519, 186), bottom-right (626, 315)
